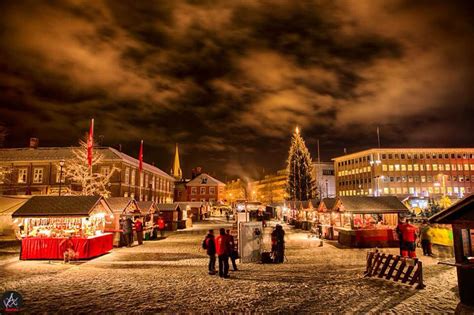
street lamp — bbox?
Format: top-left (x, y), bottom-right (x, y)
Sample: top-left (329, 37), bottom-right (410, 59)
top-left (59, 159), bottom-right (65, 196)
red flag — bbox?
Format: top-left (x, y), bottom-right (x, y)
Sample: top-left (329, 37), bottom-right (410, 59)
top-left (87, 118), bottom-right (94, 167)
top-left (139, 140), bottom-right (143, 172)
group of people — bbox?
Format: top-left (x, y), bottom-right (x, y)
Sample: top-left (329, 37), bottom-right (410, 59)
top-left (203, 228), bottom-right (238, 278)
top-left (396, 218), bottom-right (434, 258)
top-left (271, 224), bottom-right (285, 263)
top-left (119, 216), bottom-right (166, 247)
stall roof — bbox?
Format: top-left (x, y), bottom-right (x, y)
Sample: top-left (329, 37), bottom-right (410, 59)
top-left (320, 198), bottom-right (337, 211)
top-left (155, 203), bottom-right (179, 211)
top-left (137, 201), bottom-right (155, 213)
top-left (429, 194), bottom-right (474, 225)
top-left (12, 196), bottom-right (105, 217)
top-left (337, 196), bottom-right (409, 214)
top-left (106, 197), bottom-right (137, 213)
top-left (175, 201), bottom-right (204, 209)
top-left (0, 196), bottom-right (30, 215)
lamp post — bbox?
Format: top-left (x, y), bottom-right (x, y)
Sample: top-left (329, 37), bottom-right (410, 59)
top-left (58, 159), bottom-right (65, 196)
top-left (325, 179), bottom-right (329, 198)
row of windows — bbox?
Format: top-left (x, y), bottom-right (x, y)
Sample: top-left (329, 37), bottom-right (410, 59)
top-left (123, 191), bottom-right (172, 203)
top-left (191, 186), bottom-right (217, 195)
top-left (338, 163), bottom-right (474, 176)
top-left (340, 174), bottom-right (474, 186)
top-left (337, 152), bottom-right (474, 167)
top-left (123, 167), bottom-right (171, 191)
top-left (340, 186), bottom-right (469, 196)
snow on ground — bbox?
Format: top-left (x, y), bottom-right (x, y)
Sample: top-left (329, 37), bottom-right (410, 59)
top-left (0, 218), bottom-right (460, 313)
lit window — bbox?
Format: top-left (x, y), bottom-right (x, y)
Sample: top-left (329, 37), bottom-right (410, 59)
top-left (124, 167), bottom-right (130, 184)
top-left (100, 167), bottom-right (110, 177)
top-left (396, 187), bottom-right (402, 194)
top-left (389, 165), bottom-right (394, 171)
top-left (408, 164), bottom-right (413, 171)
top-left (131, 169), bottom-right (136, 185)
top-left (428, 187), bottom-right (433, 193)
top-left (395, 164), bottom-right (400, 171)
top-left (390, 188), bottom-right (396, 194)
top-left (457, 164), bottom-right (462, 171)
top-left (408, 176), bottom-right (413, 182)
top-left (33, 168), bottom-right (43, 184)
top-left (464, 164), bottom-right (469, 171)
top-left (439, 164), bottom-right (444, 171)
top-left (18, 168), bottom-right (27, 183)
top-left (445, 164), bottom-right (450, 171)
top-left (409, 187), bottom-right (415, 194)
top-left (382, 165), bottom-right (388, 171)
top-left (383, 188), bottom-right (389, 194)
top-left (413, 164), bottom-right (419, 171)
top-left (402, 187), bottom-right (408, 194)
top-left (421, 176), bottom-right (426, 183)
top-left (401, 165), bottom-right (406, 171)
top-left (447, 187), bottom-right (452, 195)
top-left (420, 165), bottom-right (424, 171)
top-left (432, 164), bottom-right (438, 171)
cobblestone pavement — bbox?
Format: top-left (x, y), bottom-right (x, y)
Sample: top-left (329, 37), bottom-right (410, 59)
top-left (0, 218), bottom-right (459, 313)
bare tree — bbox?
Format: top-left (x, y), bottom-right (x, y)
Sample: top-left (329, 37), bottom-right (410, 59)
top-left (63, 138), bottom-right (118, 197)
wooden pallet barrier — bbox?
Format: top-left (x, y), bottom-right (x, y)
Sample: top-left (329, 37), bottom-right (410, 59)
top-left (365, 250), bottom-right (425, 289)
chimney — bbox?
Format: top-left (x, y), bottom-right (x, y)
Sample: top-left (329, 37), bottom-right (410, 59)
top-left (29, 137), bottom-right (39, 149)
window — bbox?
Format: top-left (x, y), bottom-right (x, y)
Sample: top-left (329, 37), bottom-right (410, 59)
top-left (140, 172), bottom-right (144, 187)
top-left (409, 187), bottom-right (415, 194)
top-left (432, 164), bottom-right (438, 171)
top-left (427, 176), bottom-right (432, 183)
top-left (145, 174), bottom-right (149, 188)
top-left (439, 164), bottom-right (444, 171)
top-left (200, 187), bottom-right (206, 195)
top-left (464, 164), bottom-right (469, 171)
top-left (420, 164), bottom-right (424, 171)
top-left (209, 187), bottom-right (216, 194)
top-left (382, 165), bottom-right (388, 171)
top-left (152, 176), bottom-right (155, 189)
top-left (100, 167), bottom-right (110, 177)
top-left (131, 169), bottom-right (136, 185)
top-left (402, 176), bottom-right (407, 182)
top-left (408, 176), bottom-right (413, 182)
top-left (421, 176), bottom-right (426, 183)
top-left (124, 192), bottom-right (128, 197)
top-left (401, 154), bottom-right (405, 159)
top-left (124, 167), bottom-right (130, 184)
top-left (445, 164), bottom-right (451, 171)
top-left (458, 164), bottom-right (463, 171)
top-left (389, 165), bottom-right (394, 171)
top-left (395, 164), bottom-right (400, 171)
top-left (18, 168), bottom-right (27, 183)
top-left (414, 164), bottom-right (419, 171)
top-left (401, 164), bottom-right (406, 171)
top-left (426, 164), bottom-right (431, 171)
top-left (33, 168), bottom-right (43, 183)
top-left (388, 154), bottom-right (393, 159)
top-left (414, 176), bottom-right (420, 182)
top-left (191, 187), bottom-right (197, 195)
top-left (408, 164), bottom-right (413, 171)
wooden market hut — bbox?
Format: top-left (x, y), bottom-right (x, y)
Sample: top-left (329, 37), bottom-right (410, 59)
top-left (155, 203), bottom-right (179, 231)
top-left (316, 197), bottom-right (340, 239)
top-left (333, 196), bottom-right (409, 248)
top-left (175, 202), bottom-right (198, 228)
top-left (429, 195), bottom-right (474, 307)
top-left (106, 197), bottom-right (140, 246)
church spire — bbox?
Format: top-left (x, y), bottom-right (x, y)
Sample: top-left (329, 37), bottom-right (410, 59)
top-left (171, 143), bottom-right (182, 180)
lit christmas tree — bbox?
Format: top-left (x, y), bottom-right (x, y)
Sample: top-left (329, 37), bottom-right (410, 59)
top-left (286, 127), bottom-right (316, 201)
top-left (63, 137), bottom-right (117, 197)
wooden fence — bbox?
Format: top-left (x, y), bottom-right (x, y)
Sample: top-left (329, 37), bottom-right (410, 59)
top-left (365, 250), bottom-right (425, 289)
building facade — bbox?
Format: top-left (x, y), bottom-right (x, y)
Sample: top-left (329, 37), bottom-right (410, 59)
top-left (0, 146), bottom-right (175, 202)
top-left (186, 173), bottom-right (225, 203)
top-left (248, 162), bottom-right (336, 203)
top-left (224, 178), bottom-right (248, 203)
top-left (333, 148), bottom-right (474, 199)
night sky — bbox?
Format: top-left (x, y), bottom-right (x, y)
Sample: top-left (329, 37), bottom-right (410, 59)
top-left (0, 0), bottom-right (473, 180)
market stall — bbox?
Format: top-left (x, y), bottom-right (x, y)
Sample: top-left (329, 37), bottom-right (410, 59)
top-left (106, 197), bottom-right (141, 246)
top-left (333, 196), bottom-right (409, 248)
top-left (155, 203), bottom-right (179, 231)
top-left (12, 196), bottom-right (114, 260)
top-left (137, 200), bottom-right (156, 238)
top-left (316, 198), bottom-right (340, 239)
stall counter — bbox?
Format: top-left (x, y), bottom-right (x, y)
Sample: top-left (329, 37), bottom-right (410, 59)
top-left (335, 227), bottom-right (399, 248)
top-left (20, 233), bottom-right (113, 260)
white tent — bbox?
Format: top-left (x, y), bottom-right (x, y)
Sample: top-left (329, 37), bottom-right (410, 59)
top-left (0, 196), bottom-right (30, 240)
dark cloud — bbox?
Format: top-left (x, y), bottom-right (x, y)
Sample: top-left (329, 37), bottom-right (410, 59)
top-left (0, 0), bottom-right (473, 179)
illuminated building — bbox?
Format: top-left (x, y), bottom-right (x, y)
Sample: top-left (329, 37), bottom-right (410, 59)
top-left (333, 148), bottom-right (474, 198)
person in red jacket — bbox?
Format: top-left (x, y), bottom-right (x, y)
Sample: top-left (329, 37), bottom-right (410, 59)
top-left (215, 228), bottom-right (232, 278)
top-left (157, 216), bottom-right (166, 238)
top-left (398, 219), bottom-right (418, 258)
top-left (134, 217), bottom-right (144, 245)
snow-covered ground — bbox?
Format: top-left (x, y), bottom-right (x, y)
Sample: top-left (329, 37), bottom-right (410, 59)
top-left (0, 218), bottom-right (460, 313)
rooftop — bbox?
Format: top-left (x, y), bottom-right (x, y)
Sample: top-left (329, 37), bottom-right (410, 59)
top-left (12, 196), bottom-right (105, 217)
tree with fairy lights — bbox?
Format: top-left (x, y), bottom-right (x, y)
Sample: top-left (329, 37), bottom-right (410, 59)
top-left (63, 137), bottom-right (118, 197)
top-left (286, 127), bottom-right (316, 201)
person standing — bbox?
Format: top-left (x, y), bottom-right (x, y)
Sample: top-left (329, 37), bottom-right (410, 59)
top-left (226, 229), bottom-right (238, 271)
top-left (420, 220), bottom-right (434, 256)
top-left (399, 219), bottom-right (418, 258)
top-left (203, 229), bottom-right (216, 275)
top-left (134, 217), bottom-right (144, 245)
top-left (119, 218), bottom-right (126, 247)
top-left (271, 224), bottom-right (285, 263)
top-left (157, 216), bottom-right (165, 238)
top-left (124, 217), bottom-right (134, 247)
top-left (215, 228), bottom-right (231, 278)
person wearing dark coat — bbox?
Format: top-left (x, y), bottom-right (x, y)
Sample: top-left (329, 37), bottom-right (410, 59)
top-left (203, 230), bottom-right (216, 275)
top-left (123, 217), bottom-right (134, 247)
top-left (271, 224), bottom-right (285, 263)
top-left (226, 229), bottom-right (238, 271)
